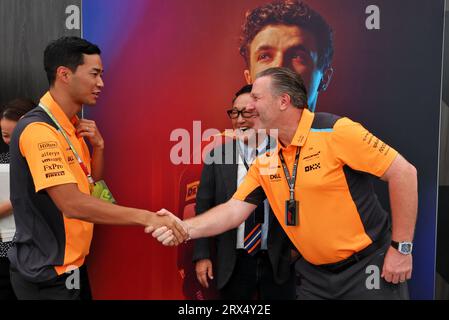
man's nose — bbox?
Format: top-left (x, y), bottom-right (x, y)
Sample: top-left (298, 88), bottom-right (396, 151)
top-left (273, 53), bottom-right (284, 67)
top-left (97, 76), bottom-right (104, 88)
top-left (237, 114), bottom-right (246, 123)
top-left (246, 102), bottom-right (256, 112)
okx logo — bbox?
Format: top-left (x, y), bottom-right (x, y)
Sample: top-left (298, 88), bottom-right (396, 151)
top-left (304, 163), bottom-right (320, 172)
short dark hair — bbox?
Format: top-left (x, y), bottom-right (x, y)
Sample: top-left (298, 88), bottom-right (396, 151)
top-left (256, 67), bottom-right (308, 109)
top-left (1, 98), bottom-right (36, 121)
top-left (232, 84), bottom-right (253, 105)
top-left (44, 36), bottom-right (101, 86)
top-left (239, 0), bottom-right (334, 71)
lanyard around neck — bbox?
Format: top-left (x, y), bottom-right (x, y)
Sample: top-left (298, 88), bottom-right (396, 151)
top-left (237, 142), bottom-right (255, 171)
top-left (39, 103), bottom-right (95, 186)
top-left (278, 147), bottom-right (301, 200)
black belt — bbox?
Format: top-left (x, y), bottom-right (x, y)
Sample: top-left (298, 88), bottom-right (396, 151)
top-left (318, 235), bottom-right (389, 273)
top-left (237, 249), bottom-right (268, 258)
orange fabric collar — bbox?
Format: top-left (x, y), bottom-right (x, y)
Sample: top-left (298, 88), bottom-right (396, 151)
top-left (40, 91), bottom-right (79, 136)
top-left (281, 108), bottom-right (315, 149)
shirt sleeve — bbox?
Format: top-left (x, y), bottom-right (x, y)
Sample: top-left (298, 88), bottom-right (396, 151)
top-left (232, 162), bottom-right (265, 205)
top-left (19, 123), bottom-right (77, 192)
top-left (330, 118), bottom-right (399, 177)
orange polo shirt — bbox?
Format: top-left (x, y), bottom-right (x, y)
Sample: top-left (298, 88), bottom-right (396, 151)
top-left (16, 91), bottom-right (93, 276)
top-left (233, 109), bottom-right (398, 265)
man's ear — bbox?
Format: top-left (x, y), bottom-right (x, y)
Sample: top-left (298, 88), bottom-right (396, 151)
top-left (318, 66), bottom-right (334, 92)
top-left (279, 93), bottom-right (291, 111)
top-left (244, 69), bottom-right (252, 84)
top-left (55, 66), bottom-right (71, 84)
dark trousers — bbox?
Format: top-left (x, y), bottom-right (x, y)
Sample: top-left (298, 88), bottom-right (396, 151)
top-left (295, 238), bottom-right (409, 300)
top-left (0, 257), bottom-right (16, 300)
top-left (220, 250), bottom-right (296, 300)
top-left (10, 265), bottom-right (92, 300)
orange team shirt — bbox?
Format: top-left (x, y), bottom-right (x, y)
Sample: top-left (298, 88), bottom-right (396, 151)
top-left (233, 109), bottom-right (398, 265)
top-left (19, 91), bottom-right (94, 275)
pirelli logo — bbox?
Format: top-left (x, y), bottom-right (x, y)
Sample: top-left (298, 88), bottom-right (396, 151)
top-left (185, 181), bottom-right (199, 202)
top-left (45, 171), bottom-right (65, 178)
top-left (38, 141), bottom-right (58, 151)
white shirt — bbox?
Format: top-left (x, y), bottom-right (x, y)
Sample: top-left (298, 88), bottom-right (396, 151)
top-left (235, 139), bottom-right (269, 250)
top-left (0, 164), bottom-right (15, 242)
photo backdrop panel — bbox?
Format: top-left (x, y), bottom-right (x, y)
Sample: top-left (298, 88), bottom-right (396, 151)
top-left (83, 0), bottom-right (444, 299)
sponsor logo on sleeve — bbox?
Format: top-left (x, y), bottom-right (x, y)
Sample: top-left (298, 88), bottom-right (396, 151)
top-left (45, 171), bottom-right (66, 178)
top-left (38, 141), bottom-right (58, 151)
top-left (41, 151), bottom-right (60, 158)
top-left (42, 157), bottom-right (63, 164)
top-left (43, 163), bottom-right (64, 172)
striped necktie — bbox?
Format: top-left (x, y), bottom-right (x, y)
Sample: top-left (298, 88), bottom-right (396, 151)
top-left (243, 201), bottom-right (265, 255)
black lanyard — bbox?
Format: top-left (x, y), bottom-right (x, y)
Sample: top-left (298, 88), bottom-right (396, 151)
top-left (278, 147), bottom-right (301, 200)
top-left (237, 143), bottom-right (257, 171)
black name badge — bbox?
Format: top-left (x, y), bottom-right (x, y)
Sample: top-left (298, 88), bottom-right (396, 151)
top-left (285, 199), bottom-right (299, 226)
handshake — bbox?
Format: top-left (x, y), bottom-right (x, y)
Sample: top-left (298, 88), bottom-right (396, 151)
top-left (144, 209), bottom-right (190, 246)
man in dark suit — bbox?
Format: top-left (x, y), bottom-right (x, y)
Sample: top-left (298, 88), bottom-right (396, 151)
top-left (192, 85), bottom-right (296, 300)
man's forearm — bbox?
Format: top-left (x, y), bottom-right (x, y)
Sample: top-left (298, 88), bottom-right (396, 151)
top-left (65, 192), bottom-right (150, 225)
top-left (47, 184), bottom-right (153, 226)
top-left (185, 199), bottom-right (255, 239)
top-left (91, 146), bottom-right (104, 182)
top-left (388, 163), bottom-right (418, 242)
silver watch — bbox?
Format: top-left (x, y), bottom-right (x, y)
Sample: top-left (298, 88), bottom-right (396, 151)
top-left (391, 241), bottom-right (413, 255)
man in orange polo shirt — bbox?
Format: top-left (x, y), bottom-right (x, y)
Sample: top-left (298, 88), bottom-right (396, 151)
top-left (154, 67), bottom-right (417, 299)
top-left (8, 37), bottom-right (186, 300)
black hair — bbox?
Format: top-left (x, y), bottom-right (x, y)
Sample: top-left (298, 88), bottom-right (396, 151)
top-left (232, 84), bottom-right (253, 105)
top-left (1, 98), bottom-right (36, 121)
top-left (44, 36), bottom-right (101, 86)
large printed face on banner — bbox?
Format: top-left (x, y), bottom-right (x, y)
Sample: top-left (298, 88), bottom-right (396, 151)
top-left (242, 24), bottom-right (332, 111)
top-left (83, 0), bottom-right (444, 300)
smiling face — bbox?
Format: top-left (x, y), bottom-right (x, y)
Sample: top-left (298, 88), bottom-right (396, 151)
top-left (230, 92), bottom-right (259, 142)
top-left (247, 76), bottom-right (280, 130)
top-left (230, 93), bottom-right (256, 130)
top-left (66, 53), bottom-right (104, 106)
top-left (244, 24), bottom-right (327, 111)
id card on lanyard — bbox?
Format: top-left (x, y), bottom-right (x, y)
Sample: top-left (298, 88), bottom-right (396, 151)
top-left (279, 147), bottom-right (300, 226)
top-left (39, 103), bottom-right (116, 204)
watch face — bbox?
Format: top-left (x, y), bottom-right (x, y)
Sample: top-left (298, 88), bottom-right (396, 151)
top-left (399, 243), bottom-right (413, 254)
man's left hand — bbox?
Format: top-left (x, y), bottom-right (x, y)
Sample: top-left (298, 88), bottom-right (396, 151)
top-left (381, 246), bottom-right (413, 284)
top-left (76, 119), bottom-right (104, 149)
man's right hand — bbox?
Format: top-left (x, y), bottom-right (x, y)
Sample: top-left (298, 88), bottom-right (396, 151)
top-left (195, 259), bottom-right (214, 288)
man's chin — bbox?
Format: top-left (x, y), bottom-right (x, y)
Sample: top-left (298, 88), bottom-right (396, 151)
top-left (84, 99), bottom-right (98, 106)
top-left (252, 120), bottom-right (265, 131)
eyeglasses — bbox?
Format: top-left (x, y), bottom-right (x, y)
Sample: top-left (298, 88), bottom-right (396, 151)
top-left (226, 109), bottom-right (256, 119)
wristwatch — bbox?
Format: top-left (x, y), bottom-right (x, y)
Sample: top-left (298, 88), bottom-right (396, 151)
top-left (391, 240), bottom-right (413, 255)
